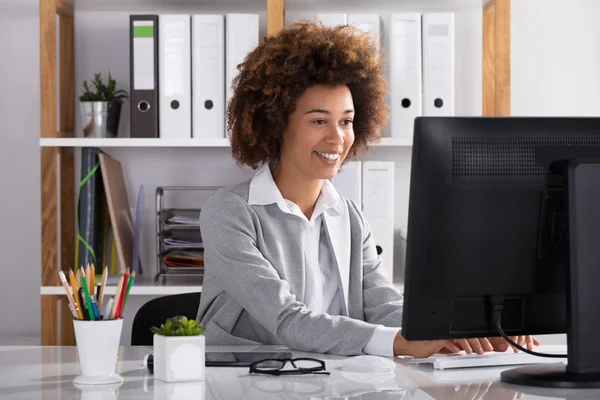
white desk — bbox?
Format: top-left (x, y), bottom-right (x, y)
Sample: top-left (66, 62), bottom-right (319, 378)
top-left (0, 345), bottom-right (595, 399)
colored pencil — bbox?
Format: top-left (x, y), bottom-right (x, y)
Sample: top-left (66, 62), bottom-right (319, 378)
top-left (58, 271), bottom-right (77, 313)
top-left (69, 270), bottom-right (84, 320)
top-left (109, 270), bottom-right (125, 319)
top-left (121, 270), bottom-right (135, 315)
top-left (80, 268), bottom-right (95, 321)
top-left (98, 266), bottom-right (108, 307)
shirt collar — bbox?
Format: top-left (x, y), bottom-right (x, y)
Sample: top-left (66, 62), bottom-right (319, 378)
top-left (248, 162), bottom-right (344, 217)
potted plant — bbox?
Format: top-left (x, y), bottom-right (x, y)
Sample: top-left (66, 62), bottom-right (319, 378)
top-left (150, 316), bottom-right (206, 382)
top-left (79, 72), bottom-right (128, 138)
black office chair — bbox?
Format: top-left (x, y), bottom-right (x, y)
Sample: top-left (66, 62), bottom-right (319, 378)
top-left (131, 292), bottom-right (202, 346)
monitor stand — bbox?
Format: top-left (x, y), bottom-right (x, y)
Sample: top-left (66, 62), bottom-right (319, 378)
top-left (501, 160), bottom-right (600, 389)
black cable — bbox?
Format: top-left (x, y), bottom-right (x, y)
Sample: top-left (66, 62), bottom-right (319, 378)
top-left (490, 296), bottom-right (567, 359)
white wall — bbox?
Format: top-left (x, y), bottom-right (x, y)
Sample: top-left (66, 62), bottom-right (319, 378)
top-left (510, 0), bottom-right (600, 346)
top-left (512, 0), bottom-right (600, 116)
top-left (0, 0), bottom-right (41, 341)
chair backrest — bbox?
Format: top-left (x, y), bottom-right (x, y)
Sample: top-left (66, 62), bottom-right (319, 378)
top-left (131, 292), bottom-right (201, 346)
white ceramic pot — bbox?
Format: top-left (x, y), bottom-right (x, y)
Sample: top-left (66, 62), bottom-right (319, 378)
top-left (153, 334), bottom-right (205, 382)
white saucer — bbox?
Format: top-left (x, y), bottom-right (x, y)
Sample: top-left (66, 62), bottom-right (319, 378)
top-left (73, 373), bottom-right (124, 385)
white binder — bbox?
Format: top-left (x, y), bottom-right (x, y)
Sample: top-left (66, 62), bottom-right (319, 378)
top-left (159, 14), bottom-right (192, 139)
top-left (316, 13), bottom-right (347, 27)
top-left (362, 161), bottom-right (395, 280)
top-left (422, 12), bottom-right (455, 117)
top-left (390, 13), bottom-right (422, 138)
top-left (192, 14), bottom-right (225, 139)
top-left (225, 13), bottom-right (259, 137)
top-left (331, 161), bottom-right (362, 209)
top-left (347, 14), bottom-right (380, 51)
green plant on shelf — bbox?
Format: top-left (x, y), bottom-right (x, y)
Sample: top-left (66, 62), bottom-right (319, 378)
top-left (79, 72), bottom-right (128, 103)
top-left (150, 316), bottom-right (205, 336)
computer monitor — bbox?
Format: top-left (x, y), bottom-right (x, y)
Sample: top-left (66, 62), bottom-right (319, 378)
top-left (401, 117), bottom-right (600, 388)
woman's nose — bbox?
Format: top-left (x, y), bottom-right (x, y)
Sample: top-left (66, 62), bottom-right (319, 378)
top-left (326, 125), bottom-right (344, 144)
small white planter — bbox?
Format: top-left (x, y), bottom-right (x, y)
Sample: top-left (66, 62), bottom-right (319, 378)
top-left (153, 334), bottom-right (205, 382)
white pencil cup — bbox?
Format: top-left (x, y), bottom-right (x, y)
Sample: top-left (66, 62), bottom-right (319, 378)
top-left (73, 318), bottom-right (124, 385)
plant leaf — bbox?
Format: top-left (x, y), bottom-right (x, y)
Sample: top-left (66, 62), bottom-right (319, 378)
top-left (79, 72), bottom-right (128, 102)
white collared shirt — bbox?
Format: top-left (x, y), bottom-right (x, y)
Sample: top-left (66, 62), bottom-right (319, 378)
top-left (248, 162), bottom-right (399, 357)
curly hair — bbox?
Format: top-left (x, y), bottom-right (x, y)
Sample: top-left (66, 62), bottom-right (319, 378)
top-left (227, 20), bottom-right (390, 169)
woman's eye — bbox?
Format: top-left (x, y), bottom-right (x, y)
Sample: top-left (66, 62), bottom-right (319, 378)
top-left (341, 119), bottom-right (353, 125)
top-left (313, 119), bottom-right (326, 125)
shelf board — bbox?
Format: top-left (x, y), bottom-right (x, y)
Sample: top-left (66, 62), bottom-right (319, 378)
top-left (73, 0), bottom-right (267, 12)
top-left (72, 0), bottom-right (487, 11)
top-left (286, 0), bottom-right (488, 10)
top-left (378, 137), bottom-right (413, 146)
top-left (42, 280), bottom-right (403, 296)
top-left (40, 137), bottom-right (412, 148)
top-left (40, 274), bottom-right (202, 296)
top-left (40, 137), bottom-right (231, 147)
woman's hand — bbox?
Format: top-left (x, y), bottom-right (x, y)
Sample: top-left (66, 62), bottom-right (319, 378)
top-left (393, 330), bottom-right (541, 358)
top-left (393, 330), bottom-right (461, 358)
top-left (453, 336), bottom-right (541, 355)
top-left (487, 336), bottom-right (541, 353)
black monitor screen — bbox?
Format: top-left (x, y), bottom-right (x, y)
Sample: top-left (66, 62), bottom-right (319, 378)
top-left (401, 117), bottom-right (600, 341)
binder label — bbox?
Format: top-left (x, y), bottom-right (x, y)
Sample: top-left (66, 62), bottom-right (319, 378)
top-left (133, 21), bottom-right (155, 90)
top-left (163, 20), bottom-right (188, 97)
top-left (393, 20), bottom-right (418, 70)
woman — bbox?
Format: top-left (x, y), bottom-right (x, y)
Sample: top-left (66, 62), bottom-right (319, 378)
top-left (196, 21), bottom-right (538, 357)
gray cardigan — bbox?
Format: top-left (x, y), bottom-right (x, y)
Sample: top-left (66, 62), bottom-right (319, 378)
top-left (196, 179), bottom-right (404, 355)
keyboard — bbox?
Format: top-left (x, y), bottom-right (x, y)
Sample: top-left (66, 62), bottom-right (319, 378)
top-left (408, 347), bottom-right (567, 370)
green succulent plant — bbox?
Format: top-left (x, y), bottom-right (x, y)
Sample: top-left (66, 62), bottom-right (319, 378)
top-left (79, 72), bottom-right (128, 103)
top-left (150, 316), bottom-right (205, 336)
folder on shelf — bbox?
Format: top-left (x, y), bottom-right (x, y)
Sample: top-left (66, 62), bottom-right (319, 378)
top-left (163, 250), bottom-right (204, 269)
top-left (132, 184), bottom-right (144, 274)
top-left (422, 12), bottom-right (455, 117)
top-left (159, 14), bottom-right (192, 139)
top-left (316, 13), bottom-right (347, 27)
top-left (76, 147), bottom-right (108, 269)
top-left (160, 209), bottom-right (202, 226)
top-left (225, 13), bottom-right (259, 137)
top-left (192, 14), bottom-right (225, 139)
top-left (160, 230), bottom-right (203, 247)
top-left (98, 153), bottom-right (136, 273)
top-left (331, 161), bottom-right (362, 209)
top-left (347, 14), bottom-right (380, 51)
top-left (390, 13), bottom-right (422, 138)
top-left (362, 161), bottom-right (395, 281)
top-left (129, 15), bottom-right (159, 138)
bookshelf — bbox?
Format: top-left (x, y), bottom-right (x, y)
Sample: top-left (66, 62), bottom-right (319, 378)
top-left (41, 275), bottom-right (203, 296)
top-left (39, 0), bottom-right (511, 346)
top-left (40, 137), bottom-right (413, 147)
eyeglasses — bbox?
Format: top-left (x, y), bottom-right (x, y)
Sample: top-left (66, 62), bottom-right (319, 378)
top-left (249, 357), bottom-right (331, 376)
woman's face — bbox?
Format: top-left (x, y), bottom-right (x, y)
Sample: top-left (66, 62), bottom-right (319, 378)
top-left (278, 84), bottom-right (355, 181)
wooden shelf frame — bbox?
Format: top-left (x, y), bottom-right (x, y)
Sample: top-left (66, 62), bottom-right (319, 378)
top-left (40, 0), bottom-right (76, 346)
top-left (483, 0), bottom-right (510, 116)
top-left (39, 0), bottom-right (509, 346)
